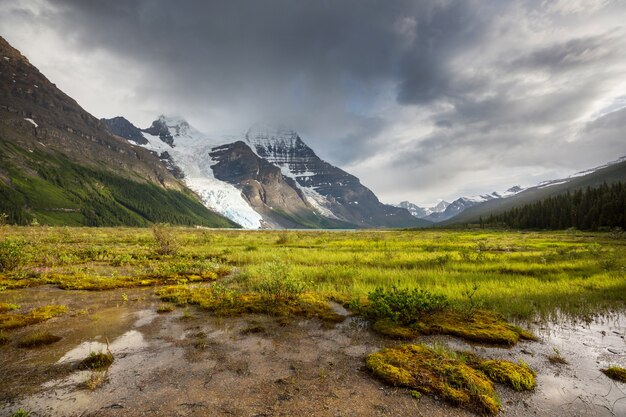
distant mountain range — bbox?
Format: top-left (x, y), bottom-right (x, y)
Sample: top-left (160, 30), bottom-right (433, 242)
top-left (441, 157), bottom-right (626, 226)
top-left (399, 159), bottom-right (626, 226)
top-left (103, 116), bottom-right (428, 229)
top-left (398, 186), bottom-right (525, 223)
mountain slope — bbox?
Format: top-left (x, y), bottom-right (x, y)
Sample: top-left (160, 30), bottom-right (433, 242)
top-left (0, 36), bottom-right (237, 227)
top-left (245, 125), bottom-right (428, 228)
top-left (442, 158), bottom-right (626, 226)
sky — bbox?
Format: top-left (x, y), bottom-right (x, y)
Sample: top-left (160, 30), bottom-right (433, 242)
top-left (1, 0), bottom-right (625, 206)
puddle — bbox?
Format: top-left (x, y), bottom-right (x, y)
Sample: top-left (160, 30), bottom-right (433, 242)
top-left (1, 286), bottom-right (625, 417)
top-left (58, 330), bottom-right (147, 363)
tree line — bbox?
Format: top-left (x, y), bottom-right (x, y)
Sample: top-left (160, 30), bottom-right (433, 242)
top-left (482, 182), bottom-right (626, 230)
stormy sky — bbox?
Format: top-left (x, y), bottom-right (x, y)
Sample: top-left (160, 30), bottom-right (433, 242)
top-left (1, 0), bottom-right (625, 206)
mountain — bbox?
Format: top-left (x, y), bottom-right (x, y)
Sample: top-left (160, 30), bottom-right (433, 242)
top-left (0, 36), bottom-right (237, 227)
top-left (396, 200), bottom-right (449, 218)
top-left (400, 187), bottom-right (524, 223)
top-left (442, 157), bottom-right (626, 226)
top-left (244, 125), bottom-right (426, 228)
top-left (104, 117), bottom-right (428, 229)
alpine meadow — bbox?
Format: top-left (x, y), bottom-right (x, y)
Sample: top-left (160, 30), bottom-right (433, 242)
top-left (1, 1), bottom-right (626, 416)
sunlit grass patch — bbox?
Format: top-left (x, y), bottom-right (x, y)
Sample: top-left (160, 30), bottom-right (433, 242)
top-left (0, 302), bottom-right (20, 312)
top-left (156, 284), bottom-right (345, 322)
top-left (16, 331), bottom-right (62, 348)
top-left (0, 305), bottom-right (67, 330)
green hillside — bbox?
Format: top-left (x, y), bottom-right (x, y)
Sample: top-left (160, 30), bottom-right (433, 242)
top-left (0, 140), bottom-right (239, 227)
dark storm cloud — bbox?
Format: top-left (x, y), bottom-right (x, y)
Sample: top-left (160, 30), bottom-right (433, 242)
top-left (2, 0), bottom-right (625, 204)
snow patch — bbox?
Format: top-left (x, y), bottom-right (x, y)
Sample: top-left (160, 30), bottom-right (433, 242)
top-left (139, 129), bottom-right (263, 229)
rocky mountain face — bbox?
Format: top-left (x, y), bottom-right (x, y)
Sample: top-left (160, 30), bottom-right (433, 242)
top-left (245, 125), bottom-right (425, 228)
top-left (103, 117), bottom-right (426, 229)
top-left (0, 37), bottom-right (236, 227)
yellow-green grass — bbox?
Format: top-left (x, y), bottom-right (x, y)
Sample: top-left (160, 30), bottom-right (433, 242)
top-left (366, 343), bottom-right (536, 415)
top-left (0, 227), bottom-right (625, 321)
top-left (16, 331), bottom-right (62, 348)
top-left (0, 305), bottom-right (67, 330)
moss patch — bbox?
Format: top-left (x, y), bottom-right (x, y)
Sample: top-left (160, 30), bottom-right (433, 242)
top-left (415, 310), bottom-right (537, 346)
top-left (601, 366), bottom-right (626, 383)
top-left (366, 344), bottom-right (536, 416)
top-left (81, 351), bottom-right (114, 370)
top-left (0, 302), bottom-right (20, 313)
top-left (156, 285), bottom-right (345, 323)
top-left (17, 331), bottom-right (62, 348)
top-left (473, 358), bottom-right (536, 391)
top-left (0, 305), bottom-right (67, 330)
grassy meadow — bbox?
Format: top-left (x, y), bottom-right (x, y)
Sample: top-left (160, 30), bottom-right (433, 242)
top-left (1, 226), bottom-right (624, 322)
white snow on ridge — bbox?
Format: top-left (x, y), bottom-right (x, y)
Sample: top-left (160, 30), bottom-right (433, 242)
top-left (24, 118), bottom-right (38, 127)
top-left (246, 125), bottom-right (340, 220)
top-left (139, 121), bottom-right (263, 229)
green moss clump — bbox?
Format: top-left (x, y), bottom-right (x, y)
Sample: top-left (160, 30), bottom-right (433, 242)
top-left (0, 330), bottom-right (9, 345)
top-left (17, 331), bottom-right (62, 348)
top-left (476, 359), bottom-right (536, 391)
top-left (601, 366), bottom-right (626, 383)
top-left (0, 305), bottom-right (67, 330)
top-left (414, 310), bottom-right (536, 346)
top-left (81, 351), bottom-right (114, 370)
top-left (366, 344), bottom-right (536, 416)
top-left (156, 285), bottom-right (345, 323)
top-left (371, 319), bottom-right (418, 340)
top-left (366, 344), bottom-right (501, 416)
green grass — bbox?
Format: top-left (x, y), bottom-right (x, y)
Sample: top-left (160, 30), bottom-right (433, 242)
top-left (0, 227), bottom-right (625, 321)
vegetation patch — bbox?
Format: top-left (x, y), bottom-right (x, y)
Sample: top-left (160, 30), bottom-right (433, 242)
top-left (364, 287), bottom-right (535, 345)
top-left (156, 284), bottom-right (345, 323)
top-left (156, 303), bottom-right (175, 313)
top-left (17, 331), bottom-right (62, 348)
top-left (414, 309), bottom-right (537, 346)
top-left (0, 330), bottom-right (9, 345)
top-left (601, 366), bottom-right (626, 383)
top-left (0, 305), bottom-right (67, 330)
top-left (0, 302), bottom-right (20, 312)
top-left (82, 371), bottom-right (107, 390)
top-left (366, 344), bottom-right (535, 416)
top-left (81, 351), bottom-right (114, 371)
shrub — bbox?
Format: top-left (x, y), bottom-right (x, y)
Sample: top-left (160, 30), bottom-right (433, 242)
top-left (254, 262), bottom-right (307, 302)
top-left (152, 223), bottom-right (179, 256)
top-left (0, 239), bottom-right (26, 272)
top-left (367, 286), bottom-right (449, 324)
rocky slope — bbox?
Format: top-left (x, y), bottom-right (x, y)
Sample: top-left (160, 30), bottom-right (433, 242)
top-left (244, 125), bottom-right (426, 228)
top-left (0, 36), bottom-right (236, 227)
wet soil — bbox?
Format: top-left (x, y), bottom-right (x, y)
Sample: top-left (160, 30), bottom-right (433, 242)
top-left (1, 287), bottom-right (625, 417)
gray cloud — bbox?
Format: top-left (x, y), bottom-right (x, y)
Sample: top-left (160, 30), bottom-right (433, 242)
top-left (1, 0), bottom-right (625, 205)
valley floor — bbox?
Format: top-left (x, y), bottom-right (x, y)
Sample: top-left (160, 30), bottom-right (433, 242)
top-left (0, 227), bottom-right (625, 416)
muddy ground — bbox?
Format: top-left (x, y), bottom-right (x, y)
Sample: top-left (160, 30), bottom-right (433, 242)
top-left (1, 287), bottom-right (625, 417)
